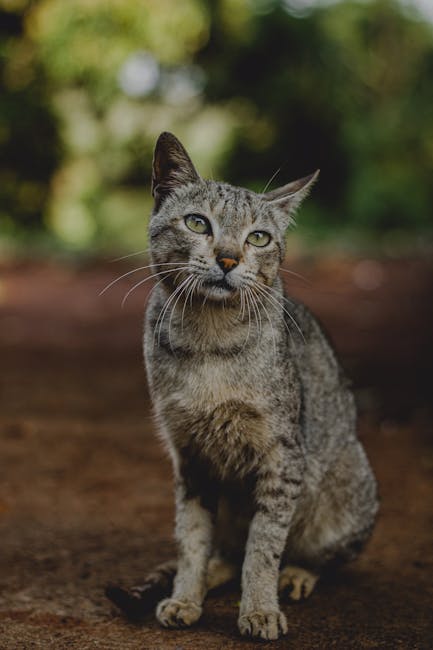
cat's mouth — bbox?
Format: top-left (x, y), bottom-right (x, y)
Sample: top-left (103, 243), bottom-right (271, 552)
top-left (200, 277), bottom-right (237, 299)
top-left (203, 278), bottom-right (235, 291)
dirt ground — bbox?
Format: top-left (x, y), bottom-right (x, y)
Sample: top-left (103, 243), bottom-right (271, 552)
top-left (0, 255), bottom-right (432, 649)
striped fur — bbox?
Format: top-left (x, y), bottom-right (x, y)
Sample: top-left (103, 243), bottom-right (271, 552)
top-left (140, 133), bottom-right (378, 641)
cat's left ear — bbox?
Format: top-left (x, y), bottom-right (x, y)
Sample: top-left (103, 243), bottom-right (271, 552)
top-left (152, 132), bottom-right (201, 211)
top-left (262, 170), bottom-right (320, 228)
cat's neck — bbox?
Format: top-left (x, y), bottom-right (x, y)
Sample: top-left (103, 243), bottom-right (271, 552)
top-left (152, 277), bottom-right (285, 355)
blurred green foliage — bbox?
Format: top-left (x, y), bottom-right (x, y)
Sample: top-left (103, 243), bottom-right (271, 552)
top-left (0, 0), bottom-right (432, 255)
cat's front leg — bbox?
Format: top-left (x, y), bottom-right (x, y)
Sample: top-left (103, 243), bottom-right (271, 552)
top-left (156, 479), bottom-right (214, 629)
top-left (238, 452), bottom-right (303, 641)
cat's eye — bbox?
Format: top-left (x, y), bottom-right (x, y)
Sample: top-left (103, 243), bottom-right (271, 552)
top-left (246, 231), bottom-right (271, 247)
top-left (184, 214), bottom-right (212, 235)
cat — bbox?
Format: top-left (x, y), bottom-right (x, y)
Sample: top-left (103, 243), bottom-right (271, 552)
top-left (106, 132), bottom-right (378, 641)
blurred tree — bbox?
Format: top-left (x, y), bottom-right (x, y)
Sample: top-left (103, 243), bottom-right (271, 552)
top-left (0, 0), bottom-right (432, 253)
top-left (0, 2), bottom-right (60, 242)
top-left (198, 0), bottom-right (433, 239)
top-left (25, 0), bottom-right (213, 250)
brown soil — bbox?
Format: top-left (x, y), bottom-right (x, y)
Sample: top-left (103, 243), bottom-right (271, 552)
top-left (0, 256), bottom-right (432, 649)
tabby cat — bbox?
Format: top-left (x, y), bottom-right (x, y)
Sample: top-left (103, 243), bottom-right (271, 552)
top-left (106, 132), bottom-right (378, 641)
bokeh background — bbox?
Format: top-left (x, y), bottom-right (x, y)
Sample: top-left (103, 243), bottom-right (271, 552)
top-left (1, 2), bottom-right (432, 648)
top-left (1, 0), bottom-right (432, 256)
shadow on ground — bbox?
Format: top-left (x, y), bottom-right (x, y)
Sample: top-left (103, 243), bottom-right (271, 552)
top-left (0, 256), bottom-right (432, 649)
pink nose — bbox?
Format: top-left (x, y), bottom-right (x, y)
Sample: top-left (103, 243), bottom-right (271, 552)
top-left (216, 253), bottom-right (239, 273)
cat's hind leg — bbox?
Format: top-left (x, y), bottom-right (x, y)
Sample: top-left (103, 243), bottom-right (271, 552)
top-left (106, 554), bottom-right (238, 622)
top-left (105, 560), bottom-right (176, 621)
top-left (284, 441), bottom-right (378, 581)
top-left (279, 565), bottom-right (318, 601)
top-left (206, 553), bottom-right (238, 591)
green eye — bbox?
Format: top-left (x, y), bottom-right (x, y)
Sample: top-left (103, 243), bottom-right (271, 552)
top-left (246, 231), bottom-right (271, 247)
top-left (184, 214), bottom-right (211, 235)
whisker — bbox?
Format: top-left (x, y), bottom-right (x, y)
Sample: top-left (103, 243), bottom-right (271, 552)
top-left (246, 286), bottom-right (262, 339)
top-left (142, 270), bottom-right (174, 310)
top-left (155, 286), bottom-right (181, 346)
top-left (279, 267), bottom-right (311, 284)
top-left (111, 248), bottom-right (150, 262)
top-left (246, 290), bottom-right (254, 346)
top-left (255, 282), bottom-right (305, 344)
top-left (189, 277), bottom-right (197, 309)
top-left (200, 286), bottom-right (209, 312)
top-left (153, 293), bottom-right (173, 348)
top-left (241, 289), bottom-right (252, 351)
top-left (252, 287), bottom-right (277, 357)
top-left (239, 287), bottom-right (246, 321)
top-left (120, 266), bottom-right (190, 308)
top-left (261, 167), bottom-right (281, 194)
top-left (253, 282), bottom-right (294, 344)
top-left (99, 262), bottom-right (189, 296)
top-left (153, 292), bottom-right (177, 349)
top-left (167, 275), bottom-right (194, 350)
top-left (155, 276), bottom-right (191, 348)
top-left (165, 276), bottom-right (194, 349)
top-left (181, 276), bottom-right (199, 332)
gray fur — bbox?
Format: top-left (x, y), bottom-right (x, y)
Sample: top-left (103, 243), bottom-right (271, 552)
top-left (142, 132), bottom-right (378, 641)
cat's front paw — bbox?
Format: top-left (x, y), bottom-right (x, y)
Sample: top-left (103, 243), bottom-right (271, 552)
top-left (238, 609), bottom-right (288, 640)
top-left (156, 597), bottom-right (202, 628)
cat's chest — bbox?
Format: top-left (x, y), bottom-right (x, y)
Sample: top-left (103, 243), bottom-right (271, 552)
top-left (154, 351), bottom-right (264, 411)
top-left (152, 356), bottom-right (274, 478)
top-left (164, 392), bottom-right (272, 479)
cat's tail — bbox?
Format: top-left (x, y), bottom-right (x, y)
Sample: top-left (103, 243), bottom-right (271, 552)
top-left (105, 560), bottom-right (177, 621)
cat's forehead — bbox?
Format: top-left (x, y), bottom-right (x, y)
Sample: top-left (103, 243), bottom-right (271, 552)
top-left (185, 180), bottom-right (267, 227)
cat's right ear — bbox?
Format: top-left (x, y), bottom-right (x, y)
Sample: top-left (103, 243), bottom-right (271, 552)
top-left (261, 170), bottom-right (320, 229)
top-left (151, 132), bottom-right (200, 211)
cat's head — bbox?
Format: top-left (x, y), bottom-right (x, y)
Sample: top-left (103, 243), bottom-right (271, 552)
top-left (149, 132), bottom-right (318, 303)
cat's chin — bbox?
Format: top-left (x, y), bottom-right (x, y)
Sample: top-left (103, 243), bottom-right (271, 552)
top-left (202, 289), bottom-right (237, 302)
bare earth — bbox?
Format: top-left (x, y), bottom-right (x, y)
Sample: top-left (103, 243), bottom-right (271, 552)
top-left (0, 256), bottom-right (432, 649)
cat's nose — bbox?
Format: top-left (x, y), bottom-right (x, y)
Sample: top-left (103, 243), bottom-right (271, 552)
top-left (216, 252), bottom-right (239, 274)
